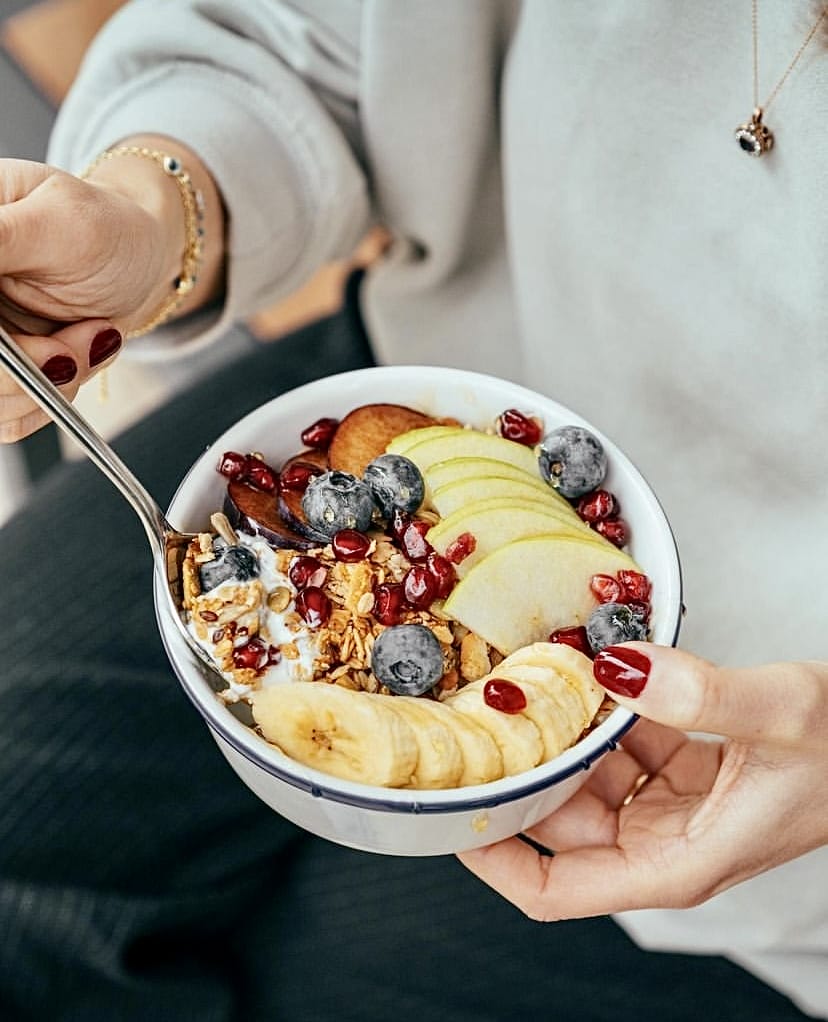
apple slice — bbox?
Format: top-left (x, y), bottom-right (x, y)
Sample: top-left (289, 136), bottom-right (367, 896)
top-left (224, 480), bottom-right (318, 550)
top-left (401, 427), bottom-right (540, 478)
top-left (425, 455), bottom-right (542, 492)
top-left (327, 403), bottom-right (438, 477)
top-left (385, 425), bottom-right (459, 456)
top-left (442, 534), bottom-right (641, 654)
top-left (430, 474), bottom-right (575, 519)
top-left (426, 497), bottom-right (595, 577)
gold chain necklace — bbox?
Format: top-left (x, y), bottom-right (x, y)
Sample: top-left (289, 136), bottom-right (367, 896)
top-left (735, 0), bottom-right (827, 156)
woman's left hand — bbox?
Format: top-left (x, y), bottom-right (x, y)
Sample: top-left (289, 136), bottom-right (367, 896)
top-left (457, 644), bottom-right (828, 919)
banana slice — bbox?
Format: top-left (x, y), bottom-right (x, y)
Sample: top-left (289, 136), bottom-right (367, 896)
top-left (481, 666), bottom-right (588, 759)
top-left (441, 703), bottom-right (506, 786)
top-left (445, 682), bottom-right (544, 777)
top-left (491, 663), bottom-right (591, 733)
top-left (383, 696), bottom-right (465, 789)
top-left (391, 695), bottom-right (504, 787)
top-left (499, 642), bottom-right (604, 722)
top-left (250, 683), bottom-right (418, 787)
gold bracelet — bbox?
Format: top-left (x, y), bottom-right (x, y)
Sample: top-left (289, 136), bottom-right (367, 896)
top-left (80, 145), bottom-right (205, 338)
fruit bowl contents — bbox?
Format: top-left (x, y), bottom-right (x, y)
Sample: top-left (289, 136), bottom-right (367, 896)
top-left (179, 398), bottom-right (656, 790)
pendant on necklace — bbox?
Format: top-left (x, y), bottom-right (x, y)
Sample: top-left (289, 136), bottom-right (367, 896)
top-left (735, 106), bottom-right (774, 156)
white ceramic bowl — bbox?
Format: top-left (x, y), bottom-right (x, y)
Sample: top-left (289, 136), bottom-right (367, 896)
top-left (155, 365), bottom-right (682, 856)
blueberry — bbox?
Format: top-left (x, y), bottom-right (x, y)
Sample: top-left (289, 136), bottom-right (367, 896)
top-left (301, 470), bottom-right (377, 538)
top-left (538, 425), bottom-right (608, 499)
top-left (363, 453), bottom-right (425, 518)
top-left (198, 543), bottom-right (260, 592)
top-left (585, 602), bottom-right (648, 655)
top-left (371, 624), bottom-right (444, 696)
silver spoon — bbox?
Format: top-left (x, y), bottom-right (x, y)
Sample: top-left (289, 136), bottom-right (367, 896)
top-left (0, 323), bottom-right (234, 696)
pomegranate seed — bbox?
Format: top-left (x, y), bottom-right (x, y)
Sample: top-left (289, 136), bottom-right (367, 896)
top-left (211, 628), bottom-right (225, 643)
top-left (301, 417), bottom-right (339, 450)
top-left (199, 609), bottom-right (219, 622)
top-left (332, 529), bottom-right (371, 562)
top-left (295, 586), bottom-right (331, 628)
top-left (617, 570), bottom-right (652, 603)
top-left (403, 565), bottom-right (438, 609)
top-left (590, 573), bottom-right (625, 603)
top-left (496, 409), bottom-right (543, 447)
top-left (233, 637), bottom-right (269, 671)
top-left (444, 531), bottom-right (477, 565)
top-left (267, 646), bottom-right (282, 666)
top-left (373, 582), bottom-right (407, 625)
top-left (576, 488), bottom-right (618, 523)
top-left (217, 450), bottom-right (248, 480)
top-left (289, 555), bottom-right (327, 590)
top-left (400, 519), bottom-right (433, 561)
top-left (549, 625), bottom-right (592, 657)
top-left (390, 508), bottom-right (412, 542)
top-left (595, 517), bottom-right (628, 548)
top-left (426, 552), bottom-right (456, 599)
top-left (279, 463), bottom-right (320, 492)
top-left (483, 678), bottom-right (527, 714)
top-left (246, 459), bottom-right (278, 493)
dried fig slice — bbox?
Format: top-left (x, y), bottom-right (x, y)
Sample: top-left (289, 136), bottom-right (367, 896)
top-left (277, 448), bottom-right (329, 542)
top-left (224, 480), bottom-right (318, 550)
top-left (327, 403), bottom-right (438, 477)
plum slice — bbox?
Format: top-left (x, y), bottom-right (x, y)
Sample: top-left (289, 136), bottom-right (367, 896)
top-left (224, 480), bottom-right (318, 551)
top-left (327, 403), bottom-right (438, 478)
top-left (277, 448), bottom-right (330, 542)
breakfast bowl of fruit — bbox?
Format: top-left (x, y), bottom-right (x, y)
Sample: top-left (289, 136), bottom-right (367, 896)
top-left (154, 365), bottom-right (682, 856)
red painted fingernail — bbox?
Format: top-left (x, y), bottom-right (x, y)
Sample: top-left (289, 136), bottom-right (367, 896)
top-left (42, 355), bottom-right (78, 385)
top-left (593, 645), bottom-right (651, 698)
top-left (89, 328), bottom-right (122, 368)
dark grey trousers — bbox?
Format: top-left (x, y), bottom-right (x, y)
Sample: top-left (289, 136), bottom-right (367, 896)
top-left (0, 288), bottom-right (812, 1020)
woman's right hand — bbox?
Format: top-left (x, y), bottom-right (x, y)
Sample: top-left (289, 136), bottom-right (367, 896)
top-left (0, 158), bottom-right (170, 333)
top-left (0, 143), bottom-right (224, 441)
top-left (0, 318), bottom-right (123, 443)
top-left (0, 156), bottom-right (170, 442)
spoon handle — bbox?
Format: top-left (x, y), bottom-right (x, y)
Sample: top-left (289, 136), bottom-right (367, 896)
top-left (0, 325), bottom-right (169, 558)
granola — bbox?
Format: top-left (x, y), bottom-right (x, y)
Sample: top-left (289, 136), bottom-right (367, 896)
top-left (182, 522), bottom-right (503, 706)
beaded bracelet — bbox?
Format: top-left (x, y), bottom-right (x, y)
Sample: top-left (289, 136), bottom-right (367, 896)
top-left (80, 145), bottom-right (206, 338)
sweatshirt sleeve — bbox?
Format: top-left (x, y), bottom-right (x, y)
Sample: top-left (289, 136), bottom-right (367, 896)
top-left (47, 0), bottom-right (371, 357)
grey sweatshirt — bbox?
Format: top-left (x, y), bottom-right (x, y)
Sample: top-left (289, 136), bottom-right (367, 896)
top-left (49, 2), bottom-right (828, 1014)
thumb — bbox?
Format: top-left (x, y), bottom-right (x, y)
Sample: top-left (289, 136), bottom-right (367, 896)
top-left (592, 643), bottom-right (827, 749)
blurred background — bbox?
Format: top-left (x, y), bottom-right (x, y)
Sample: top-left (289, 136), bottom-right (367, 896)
top-left (0, 0), bottom-right (383, 525)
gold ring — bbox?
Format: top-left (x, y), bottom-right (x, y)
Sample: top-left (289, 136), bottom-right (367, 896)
top-left (621, 771), bottom-right (652, 807)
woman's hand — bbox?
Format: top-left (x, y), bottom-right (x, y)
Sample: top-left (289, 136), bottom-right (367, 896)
top-left (0, 319), bottom-right (122, 443)
top-left (458, 644), bottom-right (828, 919)
top-left (0, 158), bottom-right (170, 330)
top-left (0, 140), bottom-right (224, 442)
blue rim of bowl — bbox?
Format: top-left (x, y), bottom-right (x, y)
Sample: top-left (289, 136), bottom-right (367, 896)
top-left (156, 367), bottom-right (684, 816)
